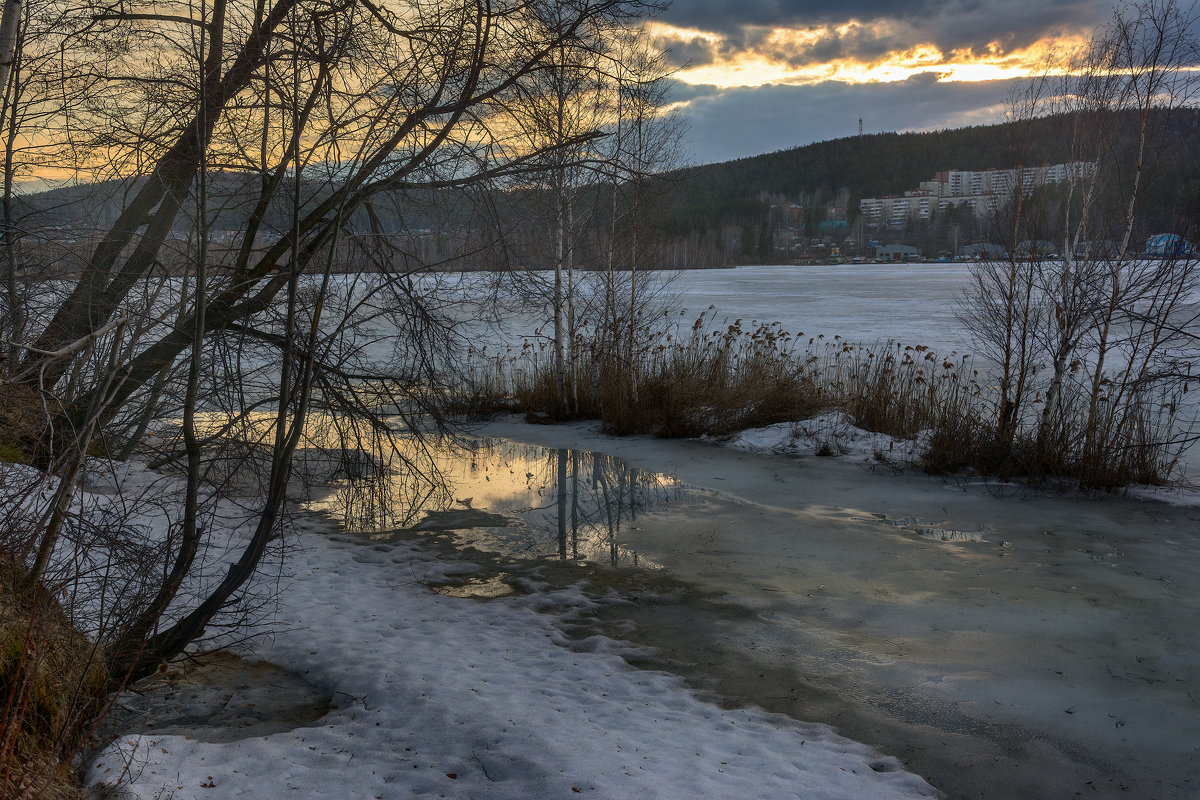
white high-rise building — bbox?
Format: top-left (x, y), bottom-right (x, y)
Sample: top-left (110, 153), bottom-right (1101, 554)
top-left (860, 162), bottom-right (1096, 224)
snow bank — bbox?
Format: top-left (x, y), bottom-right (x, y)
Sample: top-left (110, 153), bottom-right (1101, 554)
top-left (721, 412), bottom-right (927, 465)
top-left (80, 460), bottom-right (938, 800)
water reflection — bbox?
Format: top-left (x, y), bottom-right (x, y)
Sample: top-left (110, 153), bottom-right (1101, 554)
top-left (305, 437), bottom-right (691, 568)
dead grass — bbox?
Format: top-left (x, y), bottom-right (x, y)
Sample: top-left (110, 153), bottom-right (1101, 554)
top-left (462, 311), bottom-right (1184, 489)
top-left (508, 317), bottom-right (832, 437)
top-left (1, 552), bottom-right (110, 800)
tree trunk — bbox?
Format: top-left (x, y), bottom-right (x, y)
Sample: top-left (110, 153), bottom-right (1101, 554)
top-left (553, 182), bottom-right (568, 417)
top-left (0, 0), bottom-right (21, 101)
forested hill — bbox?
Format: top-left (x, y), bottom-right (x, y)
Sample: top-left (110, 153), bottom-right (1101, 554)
top-left (18, 109), bottom-right (1200, 258)
top-left (657, 110), bottom-right (1200, 235)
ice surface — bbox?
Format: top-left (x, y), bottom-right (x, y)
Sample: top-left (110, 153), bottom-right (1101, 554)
top-left (667, 262), bottom-right (973, 354)
top-left (476, 416), bottom-right (1200, 800)
top-left (72, 460), bottom-right (936, 799)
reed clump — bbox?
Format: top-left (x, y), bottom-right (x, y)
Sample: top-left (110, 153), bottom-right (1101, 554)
top-left (463, 311), bottom-right (1186, 489)
top-left (493, 315), bottom-right (833, 437)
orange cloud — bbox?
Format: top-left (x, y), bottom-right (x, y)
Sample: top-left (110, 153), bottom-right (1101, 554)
top-left (648, 20), bottom-right (1092, 88)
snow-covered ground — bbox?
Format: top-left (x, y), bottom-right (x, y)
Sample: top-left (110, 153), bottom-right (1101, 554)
top-left (76, 459), bottom-right (937, 799)
top-left (716, 411), bottom-right (929, 465)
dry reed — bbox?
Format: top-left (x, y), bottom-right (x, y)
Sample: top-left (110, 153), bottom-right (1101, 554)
top-left (461, 310), bottom-right (1184, 488)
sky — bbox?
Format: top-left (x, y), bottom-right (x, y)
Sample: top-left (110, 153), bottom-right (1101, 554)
top-left (652, 0), bottom-right (1119, 165)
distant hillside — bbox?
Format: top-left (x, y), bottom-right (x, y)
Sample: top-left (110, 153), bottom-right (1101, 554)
top-left (14, 109), bottom-right (1200, 271)
top-left (15, 173), bottom-right (458, 236)
top-left (657, 110), bottom-right (1200, 236)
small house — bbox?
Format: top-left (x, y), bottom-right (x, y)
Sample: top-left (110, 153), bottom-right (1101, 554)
top-left (1146, 233), bottom-right (1194, 258)
top-left (960, 243), bottom-right (1008, 261)
top-left (875, 244), bottom-right (920, 262)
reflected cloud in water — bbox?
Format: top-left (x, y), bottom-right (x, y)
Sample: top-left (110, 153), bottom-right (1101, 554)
top-left (305, 437), bottom-right (693, 569)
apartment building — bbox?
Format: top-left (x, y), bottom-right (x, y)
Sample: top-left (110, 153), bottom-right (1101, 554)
top-left (860, 162), bottom-right (1095, 225)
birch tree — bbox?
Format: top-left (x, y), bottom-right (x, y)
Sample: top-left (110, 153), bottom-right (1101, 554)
top-left (594, 25), bottom-right (679, 409)
top-left (961, 0), bottom-right (1200, 484)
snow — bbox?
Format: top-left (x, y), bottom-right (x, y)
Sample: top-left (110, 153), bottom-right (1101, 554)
top-left (71, 459), bottom-right (938, 800)
top-left (718, 412), bottom-right (928, 465)
top-left (1125, 482), bottom-right (1200, 507)
top-left (36, 262), bottom-right (1197, 796)
top-left (720, 413), bottom-right (1200, 506)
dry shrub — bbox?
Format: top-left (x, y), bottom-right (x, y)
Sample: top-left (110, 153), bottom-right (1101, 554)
top-left (828, 342), bottom-right (972, 439)
top-left (470, 314), bottom-right (830, 436)
top-left (592, 317), bottom-right (828, 437)
top-left (0, 383), bottom-right (47, 465)
top-left (1056, 387), bottom-right (1183, 490)
top-left (471, 318), bottom-right (977, 442)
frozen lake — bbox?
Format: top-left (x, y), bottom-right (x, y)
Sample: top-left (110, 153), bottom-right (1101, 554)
top-left (455, 262), bottom-right (977, 357)
top-left (668, 262), bottom-right (974, 354)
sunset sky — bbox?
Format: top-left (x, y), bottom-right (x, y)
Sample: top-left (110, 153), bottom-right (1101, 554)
top-left (652, 0), bottom-right (1129, 165)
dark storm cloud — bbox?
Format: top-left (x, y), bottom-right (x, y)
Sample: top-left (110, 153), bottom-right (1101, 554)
top-left (745, 21), bottom-right (909, 67)
top-left (661, 79), bottom-right (712, 104)
top-left (673, 75), bottom-right (1022, 165)
top-left (663, 0), bottom-right (1199, 165)
top-left (659, 0), bottom-right (1112, 58)
top-left (661, 0), bottom-right (910, 32)
top-left (663, 34), bottom-right (720, 68)
top-left (659, 22), bottom-right (907, 71)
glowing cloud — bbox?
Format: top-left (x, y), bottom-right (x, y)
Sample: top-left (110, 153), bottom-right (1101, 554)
top-left (648, 20), bottom-right (1093, 88)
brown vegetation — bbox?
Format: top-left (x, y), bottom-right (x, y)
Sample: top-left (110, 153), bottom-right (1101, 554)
top-left (0, 382), bottom-right (54, 466)
top-left (471, 311), bottom-right (1185, 490)
top-left (1, 552), bottom-right (109, 800)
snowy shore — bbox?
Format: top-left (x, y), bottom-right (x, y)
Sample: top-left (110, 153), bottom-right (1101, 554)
top-left (78, 453), bottom-right (938, 799)
top-left (33, 408), bottom-right (1199, 799)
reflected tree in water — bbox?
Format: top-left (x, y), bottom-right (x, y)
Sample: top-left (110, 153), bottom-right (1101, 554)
top-left (318, 437), bottom-right (680, 568)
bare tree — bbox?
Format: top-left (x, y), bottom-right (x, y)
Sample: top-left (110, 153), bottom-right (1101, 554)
top-left (503, 3), bottom-right (613, 417)
top-left (961, 0), bottom-right (1200, 485)
top-left (0, 0), bottom-right (104, 372)
top-left (498, 7), bottom-right (678, 419)
top-left (591, 24), bottom-right (681, 409)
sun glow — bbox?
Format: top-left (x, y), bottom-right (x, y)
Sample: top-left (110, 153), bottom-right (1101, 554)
top-left (649, 19), bottom-right (1092, 88)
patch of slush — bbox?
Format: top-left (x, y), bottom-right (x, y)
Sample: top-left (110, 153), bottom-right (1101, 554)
top-left (1125, 483), bottom-right (1200, 507)
top-left (77, 461), bottom-right (938, 800)
top-left (857, 512), bottom-right (991, 543)
top-left (100, 651), bottom-right (332, 744)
